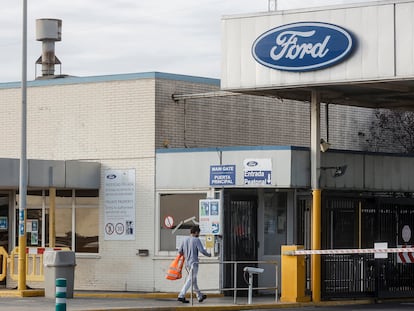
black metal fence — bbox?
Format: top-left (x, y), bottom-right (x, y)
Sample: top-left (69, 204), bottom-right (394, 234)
top-left (319, 194), bottom-right (414, 299)
top-left (321, 254), bottom-right (375, 298)
top-left (376, 254), bottom-right (414, 298)
top-left (320, 253), bottom-right (414, 299)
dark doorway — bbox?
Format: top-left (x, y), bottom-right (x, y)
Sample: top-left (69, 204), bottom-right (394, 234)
top-left (223, 191), bottom-right (258, 296)
top-left (0, 194), bottom-right (9, 287)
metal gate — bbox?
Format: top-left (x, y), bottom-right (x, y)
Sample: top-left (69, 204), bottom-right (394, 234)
top-left (321, 254), bottom-right (376, 298)
top-left (376, 199), bottom-right (414, 298)
top-left (223, 191), bottom-right (258, 296)
top-left (321, 194), bottom-right (414, 299)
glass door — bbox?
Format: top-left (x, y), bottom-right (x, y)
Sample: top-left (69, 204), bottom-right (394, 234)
top-left (0, 194), bottom-right (9, 287)
top-left (0, 195), bottom-right (9, 252)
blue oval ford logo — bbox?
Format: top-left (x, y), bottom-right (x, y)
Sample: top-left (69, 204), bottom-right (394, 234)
top-left (252, 22), bottom-right (355, 72)
top-left (106, 174), bottom-right (117, 179)
top-left (246, 161), bottom-right (258, 167)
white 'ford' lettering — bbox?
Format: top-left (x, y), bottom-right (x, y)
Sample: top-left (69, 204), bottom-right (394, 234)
top-left (270, 30), bottom-right (330, 61)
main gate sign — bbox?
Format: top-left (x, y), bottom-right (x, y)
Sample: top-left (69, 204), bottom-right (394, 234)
top-left (252, 22), bottom-right (355, 72)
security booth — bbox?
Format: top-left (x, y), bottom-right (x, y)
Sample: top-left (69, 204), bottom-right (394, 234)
top-left (221, 0), bottom-right (414, 300)
top-left (157, 145), bottom-right (414, 300)
top-left (157, 146), bottom-right (308, 296)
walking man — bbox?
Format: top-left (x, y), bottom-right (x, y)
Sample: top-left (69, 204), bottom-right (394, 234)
top-left (177, 225), bottom-right (211, 303)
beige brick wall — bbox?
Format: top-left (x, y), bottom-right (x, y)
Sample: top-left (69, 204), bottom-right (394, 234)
top-left (0, 76), bottom-right (375, 159)
top-left (0, 77), bottom-right (158, 291)
top-left (74, 159), bottom-right (156, 291)
top-left (0, 79), bottom-right (155, 160)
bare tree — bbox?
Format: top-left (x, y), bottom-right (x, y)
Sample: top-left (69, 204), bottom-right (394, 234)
top-left (367, 109), bottom-right (414, 154)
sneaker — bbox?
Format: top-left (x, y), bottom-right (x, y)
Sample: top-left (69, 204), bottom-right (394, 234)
top-left (198, 294), bottom-right (207, 303)
top-left (177, 297), bottom-right (189, 303)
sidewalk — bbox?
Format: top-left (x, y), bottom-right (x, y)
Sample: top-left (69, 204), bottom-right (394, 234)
top-left (0, 290), bottom-right (374, 311)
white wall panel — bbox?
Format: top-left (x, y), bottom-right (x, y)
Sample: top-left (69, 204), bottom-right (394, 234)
top-left (396, 2), bottom-right (414, 76)
top-left (222, 2), bottom-right (400, 90)
top-left (364, 155), bottom-right (414, 192)
top-left (156, 148), bottom-right (308, 189)
top-left (158, 148), bottom-right (414, 192)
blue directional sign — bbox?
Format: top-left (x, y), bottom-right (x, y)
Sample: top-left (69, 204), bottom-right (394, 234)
top-left (243, 159), bottom-right (272, 185)
top-left (210, 165), bottom-right (236, 186)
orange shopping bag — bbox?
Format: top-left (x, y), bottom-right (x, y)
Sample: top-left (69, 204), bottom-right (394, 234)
top-left (165, 254), bottom-right (185, 280)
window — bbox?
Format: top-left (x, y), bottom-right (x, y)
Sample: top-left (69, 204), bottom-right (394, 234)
top-left (263, 190), bottom-right (287, 255)
top-left (51, 195), bottom-right (72, 249)
top-left (16, 189), bottom-right (99, 253)
top-left (159, 192), bottom-right (207, 251)
top-left (75, 197), bottom-right (99, 253)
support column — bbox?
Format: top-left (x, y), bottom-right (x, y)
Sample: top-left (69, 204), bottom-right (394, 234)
top-left (310, 90), bottom-right (321, 302)
top-left (49, 187), bottom-right (56, 247)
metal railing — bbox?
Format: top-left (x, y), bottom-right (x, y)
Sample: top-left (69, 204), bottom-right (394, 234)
top-left (187, 260), bottom-right (279, 305)
top-left (9, 247), bottom-right (70, 282)
top-left (0, 247), bottom-right (7, 281)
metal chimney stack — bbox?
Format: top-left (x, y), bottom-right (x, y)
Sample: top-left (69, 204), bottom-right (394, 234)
top-left (36, 19), bottom-right (62, 77)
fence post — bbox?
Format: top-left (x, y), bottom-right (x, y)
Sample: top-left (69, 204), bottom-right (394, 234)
top-left (55, 278), bottom-right (67, 311)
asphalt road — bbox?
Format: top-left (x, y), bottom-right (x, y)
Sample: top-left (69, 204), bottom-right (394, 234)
top-left (251, 301), bottom-right (414, 310)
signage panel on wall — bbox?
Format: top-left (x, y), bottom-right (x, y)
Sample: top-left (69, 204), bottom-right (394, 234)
top-left (210, 165), bottom-right (236, 186)
top-left (104, 169), bottom-right (136, 240)
top-left (199, 199), bottom-right (222, 235)
top-left (252, 22), bottom-right (355, 72)
top-left (0, 216), bottom-right (8, 230)
top-left (244, 158), bottom-right (272, 185)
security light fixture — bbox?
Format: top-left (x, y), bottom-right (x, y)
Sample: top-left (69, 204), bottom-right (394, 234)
top-left (320, 138), bottom-right (331, 152)
top-left (320, 165), bottom-right (347, 178)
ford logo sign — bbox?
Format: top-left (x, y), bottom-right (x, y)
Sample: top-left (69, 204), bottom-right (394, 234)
top-left (252, 22), bottom-right (355, 72)
top-left (246, 161), bottom-right (258, 167)
top-left (106, 174), bottom-right (117, 179)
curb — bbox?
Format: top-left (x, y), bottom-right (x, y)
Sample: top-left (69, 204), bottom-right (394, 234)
top-left (0, 289), bottom-right (45, 297)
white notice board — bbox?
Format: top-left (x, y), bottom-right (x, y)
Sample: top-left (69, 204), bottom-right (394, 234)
top-left (104, 169), bottom-right (136, 240)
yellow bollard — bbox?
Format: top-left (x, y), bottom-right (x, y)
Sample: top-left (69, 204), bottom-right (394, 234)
top-left (281, 245), bottom-right (311, 302)
top-left (312, 189), bottom-right (321, 302)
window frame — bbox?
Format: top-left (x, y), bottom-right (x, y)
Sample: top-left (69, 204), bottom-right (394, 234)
top-left (155, 190), bottom-right (210, 257)
top-left (15, 189), bottom-right (99, 254)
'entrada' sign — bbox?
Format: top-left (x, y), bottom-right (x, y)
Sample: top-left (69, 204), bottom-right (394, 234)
top-left (252, 22), bottom-right (355, 72)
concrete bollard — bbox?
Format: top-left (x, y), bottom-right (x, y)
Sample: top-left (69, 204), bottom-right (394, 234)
top-left (55, 278), bottom-right (67, 311)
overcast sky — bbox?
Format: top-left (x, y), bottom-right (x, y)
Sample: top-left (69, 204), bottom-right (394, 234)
top-left (0, 0), bottom-right (378, 83)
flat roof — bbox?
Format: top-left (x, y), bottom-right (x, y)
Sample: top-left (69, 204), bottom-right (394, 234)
top-left (0, 72), bottom-right (220, 89)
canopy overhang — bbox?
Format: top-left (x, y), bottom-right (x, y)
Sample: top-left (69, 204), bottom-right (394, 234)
top-left (236, 79), bottom-right (414, 110)
top-left (221, 0), bottom-right (414, 110)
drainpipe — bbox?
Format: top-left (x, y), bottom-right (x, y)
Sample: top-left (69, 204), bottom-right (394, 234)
top-left (49, 188), bottom-right (56, 247)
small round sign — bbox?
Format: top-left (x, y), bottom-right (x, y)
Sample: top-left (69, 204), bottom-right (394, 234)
top-left (402, 225), bottom-right (411, 243)
top-left (164, 216), bottom-right (174, 229)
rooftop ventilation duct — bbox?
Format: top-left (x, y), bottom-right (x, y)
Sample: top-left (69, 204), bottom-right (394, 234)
top-left (35, 18), bottom-right (62, 78)
top-left (268, 0), bottom-right (277, 11)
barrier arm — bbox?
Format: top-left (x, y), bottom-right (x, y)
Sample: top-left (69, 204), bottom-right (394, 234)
top-left (283, 247), bottom-right (414, 255)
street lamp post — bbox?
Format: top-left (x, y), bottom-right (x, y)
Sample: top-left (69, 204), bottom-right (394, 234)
top-left (18, 0), bottom-right (28, 291)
